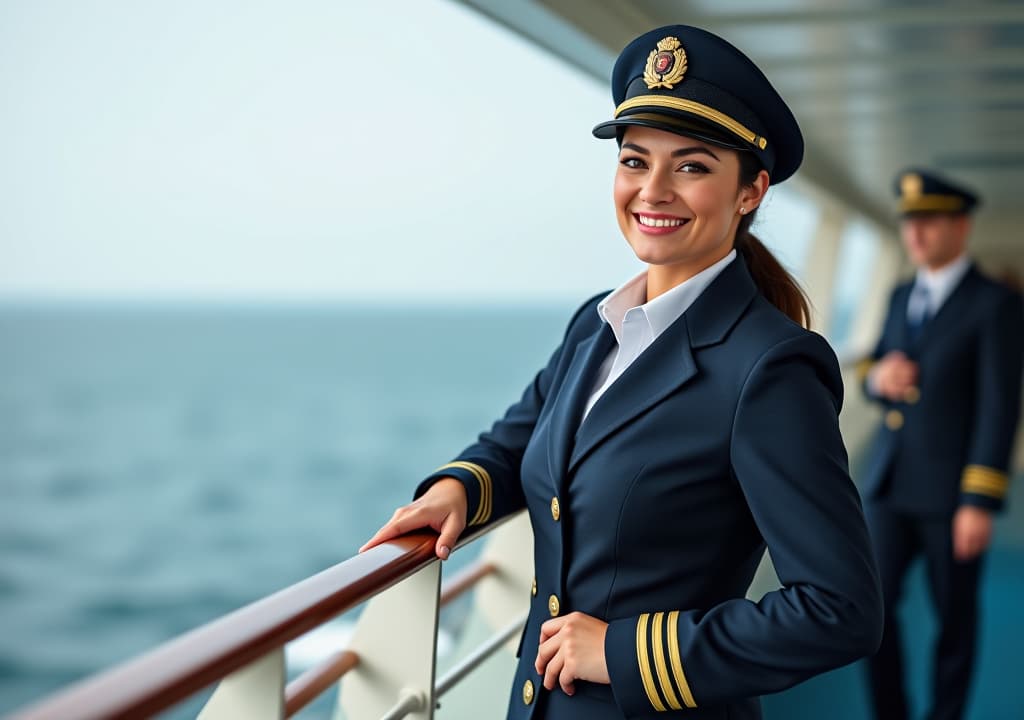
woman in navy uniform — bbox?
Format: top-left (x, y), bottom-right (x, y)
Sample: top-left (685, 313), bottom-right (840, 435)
top-left (364, 25), bottom-right (882, 719)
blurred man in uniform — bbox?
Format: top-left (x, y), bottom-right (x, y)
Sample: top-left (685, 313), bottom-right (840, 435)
top-left (858, 169), bottom-right (1024, 720)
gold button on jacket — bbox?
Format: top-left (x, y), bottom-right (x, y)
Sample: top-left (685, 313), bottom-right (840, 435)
top-left (886, 409), bottom-right (904, 430)
top-left (522, 679), bottom-right (535, 705)
top-left (531, 578), bottom-right (537, 596)
top-left (548, 594), bottom-right (560, 617)
top-left (550, 496), bottom-right (560, 521)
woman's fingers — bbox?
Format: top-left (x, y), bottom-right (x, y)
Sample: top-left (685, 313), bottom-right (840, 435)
top-left (542, 647), bottom-right (565, 692)
top-left (534, 631), bottom-right (560, 675)
top-left (539, 616), bottom-right (567, 644)
top-left (360, 478), bottom-right (469, 557)
top-left (435, 512), bottom-right (464, 560)
top-left (359, 504), bottom-right (425, 552)
top-left (538, 618), bottom-right (574, 694)
top-left (535, 616), bottom-right (571, 677)
top-left (535, 614), bottom-right (609, 693)
top-left (558, 662), bottom-right (577, 696)
top-left (359, 515), bottom-right (409, 552)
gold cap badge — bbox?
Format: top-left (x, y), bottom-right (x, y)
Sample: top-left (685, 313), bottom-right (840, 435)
top-left (644, 37), bottom-right (688, 90)
top-left (901, 173), bottom-right (923, 199)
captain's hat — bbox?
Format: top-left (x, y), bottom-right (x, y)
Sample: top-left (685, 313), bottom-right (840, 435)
top-left (894, 168), bottom-right (979, 216)
top-left (592, 25), bottom-right (804, 183)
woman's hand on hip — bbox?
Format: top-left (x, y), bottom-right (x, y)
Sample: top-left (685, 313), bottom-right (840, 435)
top-left (535, 612), bottom-right (610, 696)
top-left (359, 478), bottom-right (467, 560)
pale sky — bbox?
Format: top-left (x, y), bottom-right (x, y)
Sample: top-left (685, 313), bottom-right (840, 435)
top-left (0, 0), bottom-right (809, 304)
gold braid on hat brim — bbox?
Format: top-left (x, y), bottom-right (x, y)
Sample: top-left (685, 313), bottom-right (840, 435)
top-left (614, 95), bottom-right (768, 150)
top-left (899, 194), bottom-right (966, 213)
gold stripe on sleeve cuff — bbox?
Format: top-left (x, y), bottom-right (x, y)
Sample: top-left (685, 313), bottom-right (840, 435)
top-left (667, 611), bottom-right (697, 708)
top-left (435, 461), bottom-right (492, 525)
top-left (651, 612), bottom-right (683, 710)
top-left (636, 614), bottom-right (667, 712)
top-left (961, 464), bottom-right (1009, 499)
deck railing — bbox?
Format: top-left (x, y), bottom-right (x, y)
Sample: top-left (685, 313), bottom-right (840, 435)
top-left (8, 511), bottom-right (533, 720)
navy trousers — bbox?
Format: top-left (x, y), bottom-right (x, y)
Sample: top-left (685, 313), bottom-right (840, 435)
top-left (864, 503), bottom-right (984, 720)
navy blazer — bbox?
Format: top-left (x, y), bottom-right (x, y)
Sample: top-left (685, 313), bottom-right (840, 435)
top-left (418, 258), bottom-right (883, 719)
top-left (858, 264), bottom-right (1024, 515)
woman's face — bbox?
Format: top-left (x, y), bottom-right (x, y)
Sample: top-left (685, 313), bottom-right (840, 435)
top-left (613, 126), bottom-right (766, 284)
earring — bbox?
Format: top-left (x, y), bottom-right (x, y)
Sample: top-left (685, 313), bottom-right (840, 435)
top-left (739, 207), bottom-right (747, 215)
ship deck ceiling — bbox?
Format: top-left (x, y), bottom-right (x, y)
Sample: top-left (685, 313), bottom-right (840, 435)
top-left (457, 0), bottom-right (1024, 258)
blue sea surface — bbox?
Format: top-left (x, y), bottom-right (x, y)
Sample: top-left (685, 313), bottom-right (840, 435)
top-left (0, 302), bottom-right (572, 717)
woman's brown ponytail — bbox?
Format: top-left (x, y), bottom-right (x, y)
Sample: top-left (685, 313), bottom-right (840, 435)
top-left (736, 153), bottom-right (812, 329)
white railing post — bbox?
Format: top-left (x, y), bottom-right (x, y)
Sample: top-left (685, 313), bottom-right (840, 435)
top-left (846, 234), bottom-right (905, 354)
top-left (435, 513), bottom-right (533, 719)
top-left (802, 203), bottom-right (847, 334)
top-left (475, 513), bottom-right (534, 638)
top-left (197, 648), bottom-right (286, 720)
top-left (338, 560), bottom-right (442, 720)
top-left (836, 233), bottom-right (906, 465)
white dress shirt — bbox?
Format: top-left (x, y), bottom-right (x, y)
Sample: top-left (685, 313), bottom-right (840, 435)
top-left (581, 250), bottom-right (737, 422)
top-left (907, 253), bottom-right (971, 323)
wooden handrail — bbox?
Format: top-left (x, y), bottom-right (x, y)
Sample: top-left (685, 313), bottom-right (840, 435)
top-left (282, 558), bottom-right (499, 716)
top-left (9, 533), bottom-right (438, 720)
top-left (439, 560), bottom-right (497, 607)
top-left (284, 649), bottom-right (359, 718)
top-left (9, 512), bottom-right (523, 720)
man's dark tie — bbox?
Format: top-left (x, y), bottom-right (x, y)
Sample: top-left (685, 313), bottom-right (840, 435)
top-left (907, 284), bottom-right (932, 341)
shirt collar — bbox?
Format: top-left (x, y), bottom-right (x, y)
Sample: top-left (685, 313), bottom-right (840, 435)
top-left (914, 253), bottom-right (971, 305)
top-left (597, 250), bottom-right (738, 343)
top-left (597, 272), bottom-right (647, 344)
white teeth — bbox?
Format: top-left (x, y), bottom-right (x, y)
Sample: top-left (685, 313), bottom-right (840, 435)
top-left (637, 215), bottom-right (686, 228)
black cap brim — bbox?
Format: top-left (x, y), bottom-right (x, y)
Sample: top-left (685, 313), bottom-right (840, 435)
top-left (593, 113), bottom-right (749, 152)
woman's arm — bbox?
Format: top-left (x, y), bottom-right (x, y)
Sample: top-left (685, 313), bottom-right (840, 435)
top-left (603, 332), bottom-right (883, 715)
top-left (362, 294), bottom-right (605, 559)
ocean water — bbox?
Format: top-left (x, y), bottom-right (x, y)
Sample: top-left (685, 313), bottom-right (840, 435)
top-left (0, 302), bottom-right (571, 717)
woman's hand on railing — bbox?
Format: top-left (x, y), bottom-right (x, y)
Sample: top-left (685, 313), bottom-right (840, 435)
top-left (360, 478), bottom-right (468, 560)
top-left (534, 612), bottom-right (610, 696)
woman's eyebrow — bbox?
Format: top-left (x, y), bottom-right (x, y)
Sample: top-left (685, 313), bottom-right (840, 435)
top-left (619, 142), bottom-right (719, 161)
top-left (672, 146), bottom-right (719, 161)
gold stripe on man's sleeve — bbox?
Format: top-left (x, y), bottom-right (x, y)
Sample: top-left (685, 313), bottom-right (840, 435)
top-left (961, 464), bottom-right (1009, 499)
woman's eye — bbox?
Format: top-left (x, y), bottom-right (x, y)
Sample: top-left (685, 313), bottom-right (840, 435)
top-left (679, 161), bottom-right (710, 174)
top-left (619, 157), bottom-right (646, 169)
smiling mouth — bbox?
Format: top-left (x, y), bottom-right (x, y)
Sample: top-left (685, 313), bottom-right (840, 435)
top-left (635, 213), bottom-right (690, 228)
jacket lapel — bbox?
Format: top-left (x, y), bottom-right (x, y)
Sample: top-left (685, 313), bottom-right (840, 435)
top-left (545, 322), bottom-right (615, 487)
top-left (895, 285), bottom-right (914, 348)
top-left (911, 265), bottom-right (978, 349)
top-left (569, 257), bottom-right (759, 472)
